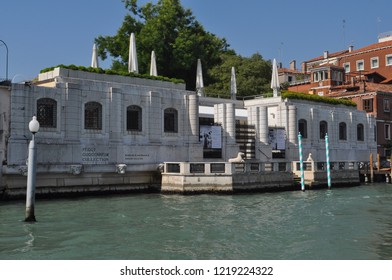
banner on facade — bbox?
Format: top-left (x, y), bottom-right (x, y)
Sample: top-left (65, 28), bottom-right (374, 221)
top-left (268, 127), bottom-right (286, 150)
top-left (200, 125), bottom-right (222, 149)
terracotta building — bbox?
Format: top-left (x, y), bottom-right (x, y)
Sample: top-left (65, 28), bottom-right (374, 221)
top-left (288, 32), bottom-right (392, 157)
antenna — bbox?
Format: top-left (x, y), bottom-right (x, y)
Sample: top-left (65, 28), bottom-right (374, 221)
top-left (342, 19), bottom-right (346, 48)
top-left (377, 17), bottom-right (382, 38)
top-left (279, 42), bottom-right (284, 67)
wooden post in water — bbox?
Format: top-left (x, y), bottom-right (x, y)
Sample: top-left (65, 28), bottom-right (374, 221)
top-left (390, 155), bottom-right (392, 183)
top-left (377, 153), bottom-right (380, 173)
top-left (369, 153), bottom-right (374, 183)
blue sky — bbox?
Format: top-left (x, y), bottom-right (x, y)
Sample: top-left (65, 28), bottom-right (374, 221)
top-left (1, 0), bottom-right (391, 82)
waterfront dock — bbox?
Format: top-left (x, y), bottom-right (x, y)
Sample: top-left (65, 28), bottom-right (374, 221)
top-left (161, 160), bottom-right (361, 193)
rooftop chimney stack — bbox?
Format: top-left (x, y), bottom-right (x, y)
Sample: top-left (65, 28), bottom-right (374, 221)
top-left (290, 60), bottom-right (296, 70)
top-left (323, 51), bottom-right (329, 59)
top-left (349, 45), bottom-right (354, 52)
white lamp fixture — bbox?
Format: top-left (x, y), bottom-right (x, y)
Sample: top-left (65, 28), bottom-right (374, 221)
top-left (29, 116), bottom-right (40, 134)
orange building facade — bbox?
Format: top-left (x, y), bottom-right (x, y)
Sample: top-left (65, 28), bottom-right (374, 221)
top-left (288, 33), bottom-right (392, 157)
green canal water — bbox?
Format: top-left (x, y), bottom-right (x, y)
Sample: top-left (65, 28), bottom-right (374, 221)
top-left (1, 183), bottom-right (392, 260)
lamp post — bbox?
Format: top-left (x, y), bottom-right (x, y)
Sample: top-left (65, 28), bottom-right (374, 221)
top-left (0, 39), bottom-right (8, 81)
top-left (25, 116), bottom-right (39, 222)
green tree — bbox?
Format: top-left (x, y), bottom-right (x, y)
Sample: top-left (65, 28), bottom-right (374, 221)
top-left (205, 53), bottom-right (272, 98)
top-left (95, 0), bottom-right (228, 90)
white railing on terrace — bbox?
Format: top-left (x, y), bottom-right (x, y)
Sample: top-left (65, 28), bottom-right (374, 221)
top-left (163, 161), bottom-right (359, 175)
top-left (289, 78), bottom-right (311, 86)
top-left (163, 162), bottom-right (292, 175)
top-left (292, 161), bottom-right (358, 172)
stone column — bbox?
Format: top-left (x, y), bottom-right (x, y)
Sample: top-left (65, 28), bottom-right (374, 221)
top-left (367, 114), bottom-right (375, 144)
top-left (149, 91), bottom-right (161, 143)
top-left (188, 94), bottom-right (199, 142)
top-left (288, 105), bottom-right (297, 144)
top-left (65, 82), bottom-right (81, 141)
top-left (310, 108), bottom-right (316, 143)
top-left (259, 106), bottom-right (269, 144)
top-left (214, 103), bottom-right (225, 127)
top-left (226, 103), bottom-right (236, 145)
top-left (109, 87), bottom-right (122, 140)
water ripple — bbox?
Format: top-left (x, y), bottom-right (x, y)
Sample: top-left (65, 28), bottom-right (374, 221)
top-left (1, 185), bottom-right (392, 259)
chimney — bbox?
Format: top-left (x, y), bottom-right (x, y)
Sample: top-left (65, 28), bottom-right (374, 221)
top-left (349, 45), bottom-right (354, 52)
top-left (278, 62), bottom-right (283, 69)
top-left (323, 51), bottom-right (329, 59)
top-left (290, 60), bottom-right (296, 70)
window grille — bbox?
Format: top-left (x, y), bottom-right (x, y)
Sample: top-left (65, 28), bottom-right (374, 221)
top-left (298, 119), bottom-right (307, 138)
top-left (84, 102), bottom-right (102, 130)
top-left (319, 121), bottom-right (328, 139)
top-left (357, 124), bottom-right (364, 141)
top-left (339, 122), bottom-right (347, 140)
top-left (127, 105), bottom-right (142, 131)
top-left (164, 108), bottom-right (178, 133)
top-left (37, 98), bottom-right (57, 128)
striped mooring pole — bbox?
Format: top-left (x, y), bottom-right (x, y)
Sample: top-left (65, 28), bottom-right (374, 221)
top-left (298, 132), bottom-right (305, 191)
top-left (325, 133), bottom-right (331, 189)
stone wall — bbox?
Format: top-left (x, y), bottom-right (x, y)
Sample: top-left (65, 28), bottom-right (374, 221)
top-left (1, 69), bottom-right (203, 197)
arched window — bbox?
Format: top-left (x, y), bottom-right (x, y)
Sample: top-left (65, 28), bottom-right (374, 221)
top-left (298, 119), bottom-right (307, 138)
top-left (127, 105), bottom-right (142, 131)
top-left (164, 108), bottom-right (178, 133)
top-left (339, 122), bottom-right (347, 140)
top-left (84, 102), bottom-right (102, 130)
top-left (320, 121), bottom-right (328, 139)
top-left (37, 98), bottom-right (57, 128)
top-left (357, 123), bottom-right (364, 141)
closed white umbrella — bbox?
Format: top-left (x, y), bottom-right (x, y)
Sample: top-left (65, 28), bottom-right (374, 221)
top-left (196, 59), bottom-right (204, 96)
top-left (91, 43), bottom-right (99, 68)
top-left (271, 58), bottom-right (280, 97)
top-left (128, 33), bottom-right (138, 73)
top-left (150, 50), bottom-right (157, 76)
top-left (230, 66), bottom-right (237, 100)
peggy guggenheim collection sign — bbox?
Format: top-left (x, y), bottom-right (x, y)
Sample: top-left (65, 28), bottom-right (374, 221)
top-left (81, 146), bottom-right (109, 164)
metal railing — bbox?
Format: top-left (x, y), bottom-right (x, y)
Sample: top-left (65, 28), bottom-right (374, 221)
top-left (163, 161), bottom-right (292, 175)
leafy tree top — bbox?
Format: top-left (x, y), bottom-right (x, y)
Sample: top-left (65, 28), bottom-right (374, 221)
top-left (95, 0), bottom-right (228, 90)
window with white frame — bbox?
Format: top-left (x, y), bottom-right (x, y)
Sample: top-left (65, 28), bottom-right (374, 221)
top-left (386, 55), bottom-right (392, 66)
top-left (385, 124), bottom-right (391, 140)
top-left (356, 60), bottom-right (364, 71)
top-left (384, 99), bottom-right (390, 112)
top-left (343, 62), bottom-right (350, 73)
top-left (371, 57), bottom-right (379, 69)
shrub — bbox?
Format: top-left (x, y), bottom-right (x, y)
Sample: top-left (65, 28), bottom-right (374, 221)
top-left (40, 65), bottom-right (185, 84)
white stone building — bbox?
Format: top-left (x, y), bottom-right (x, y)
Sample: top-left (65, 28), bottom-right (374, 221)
top-left (0, 67), bottom-right (377, 198)
top-left (0, 68), bottom-right (204, 197)
top-left (244, 97), bottom-right (376, 163)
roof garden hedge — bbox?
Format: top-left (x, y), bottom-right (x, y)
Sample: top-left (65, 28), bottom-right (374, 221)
top-left (40, 64), bottom-right (185, 84)
top-left (281, 91), bottom-right (357, 107)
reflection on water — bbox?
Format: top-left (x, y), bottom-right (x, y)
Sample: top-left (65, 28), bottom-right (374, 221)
top-left (17, 225), bottom-right (35, 253)
top-left (1, 184), bottom-right (392, 260)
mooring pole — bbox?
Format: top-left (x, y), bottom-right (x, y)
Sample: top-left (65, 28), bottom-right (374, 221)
top-left (325, 133), bottom-right (331, 189)
top-left (25, 116), bottom-right (39, 222)
top-left (370, 153), bottom-right (374, 183)
top-left (298, 132), bottom-right (305, 191)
